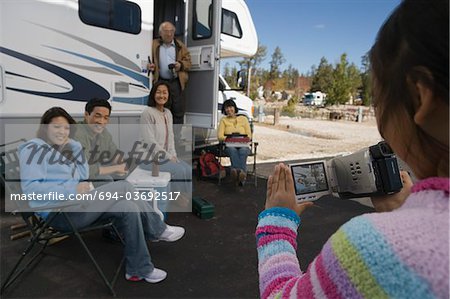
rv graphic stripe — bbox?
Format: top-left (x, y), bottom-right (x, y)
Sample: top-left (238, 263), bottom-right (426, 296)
top-left (46, 46), bottom-right (149, 89)
top-left (31, 22), bottom-right (141, 72)
top-left (5, 71), bottom-right (71, 90)
top-left (0, 47), bottom-right (109, 101)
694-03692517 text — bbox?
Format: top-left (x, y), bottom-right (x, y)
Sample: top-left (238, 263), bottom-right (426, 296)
top-left (9, 191), bottom-right (181, 202)
top-left (92, 191), bottom-right (181, 201)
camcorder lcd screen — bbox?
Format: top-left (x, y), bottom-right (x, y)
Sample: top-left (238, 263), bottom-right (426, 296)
top-left (291, 162), bottom-right (329, 195)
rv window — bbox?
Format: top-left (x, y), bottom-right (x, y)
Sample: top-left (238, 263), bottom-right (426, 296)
top-left (79, 0), bottom-right (141, 34)
top-left (192, 0), bottom-right (213, 40)
top-left (222, 9), bottom-right (242, 38)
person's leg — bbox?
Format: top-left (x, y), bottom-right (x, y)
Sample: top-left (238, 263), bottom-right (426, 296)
top-left (237, 147), bottom-right (250, 172)
top-left (159, 159), bottom-right (192, 211)
top-left (104, 185), bottom-right (183, 279)
top-left (91, 174), bottom-right (114, 187)
top-left (46, 181), bottom-right (176, 280)
top-left (225, 147), bottom-right (240, 170)
top-left (169, 81), bottom-right (184, 125)
top-left (226, 146), bottom-right (241, 184)
top-left (237, 147), bottom-right (250, 185)
top-left (160, 160), bottom-right (191, 190)
top-left (96, 181), bottom-right (166, 238)
top-left (47, 181), bottom-right (139, 230)
top-left (47, 211), bottom-right (103, 232)
top-left (47, 200), bottom-right (158, 277)
top-left (101, 182), bottom-right (184, 242)
top-left (168, 81), bottom-right (184, 143)
top-left (105, 200), bottom-right (157, 277)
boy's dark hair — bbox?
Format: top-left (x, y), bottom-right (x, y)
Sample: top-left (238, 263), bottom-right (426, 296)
top-left (221, 99), bottom-right (239, 115)
top-left (147, 81), bottom-right (171, 107)
top-left (85, 98), bottom-right (112, 115)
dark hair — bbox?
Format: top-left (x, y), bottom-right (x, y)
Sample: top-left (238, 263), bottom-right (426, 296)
top-left (36, 107), bottom-right (78, 161)
top-left (221, 99), bottom-right (239, 115)
top-left (370, 0), bottom-right (448, 174)
top-left (85, 98), bottom-right (112, 115)
top-left (147, 81), bottom-right (171, 107)
top-left (37, 107), bottom-right (77, 141)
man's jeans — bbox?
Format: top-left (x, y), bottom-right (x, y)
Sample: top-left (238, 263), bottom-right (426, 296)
top-left (47, 181), bottom-right (166, 277)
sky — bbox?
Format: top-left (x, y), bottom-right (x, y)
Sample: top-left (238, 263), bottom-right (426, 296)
top-left (224, 0), bottom-right (401, 74)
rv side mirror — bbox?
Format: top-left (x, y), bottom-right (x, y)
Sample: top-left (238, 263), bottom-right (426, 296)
top-left (236, 70), bottom-right (247, 89)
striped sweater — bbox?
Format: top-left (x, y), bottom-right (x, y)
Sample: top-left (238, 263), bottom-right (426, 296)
top-left (256, 177), bottom-right (449, 299)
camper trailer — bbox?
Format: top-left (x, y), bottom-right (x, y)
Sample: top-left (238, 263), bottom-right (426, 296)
top-left (303, 91), bottom-right (327, 107)
top-left (0, 0), bottom-right (258, 151)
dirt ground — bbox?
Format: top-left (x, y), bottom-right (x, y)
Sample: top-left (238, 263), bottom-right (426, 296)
top-left (253, 116), bottom-right (382, 163)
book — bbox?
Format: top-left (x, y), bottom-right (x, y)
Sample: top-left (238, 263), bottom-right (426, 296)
top-left (224, 136), bottom-right (251, 148)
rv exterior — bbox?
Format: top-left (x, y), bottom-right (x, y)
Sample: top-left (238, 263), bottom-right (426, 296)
top-left (0, 0), bottom-right (258, 151)
top-left (303, 91), bottom-right (326, 107)
top-left (218, 74), bottom-right (253, 120)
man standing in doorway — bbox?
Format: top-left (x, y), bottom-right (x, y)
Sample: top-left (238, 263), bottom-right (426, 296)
top-left (148, 21), bottom-right (191, 140)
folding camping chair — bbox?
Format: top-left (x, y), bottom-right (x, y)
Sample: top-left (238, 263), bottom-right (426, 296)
top-left (0, 143), bottom-right (125, 297)
top-left (217, 139), bottom-right (259, 187)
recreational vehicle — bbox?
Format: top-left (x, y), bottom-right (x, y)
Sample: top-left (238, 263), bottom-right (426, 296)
top-left (303, 91), bottom-right (327, 107)
top-left (0, 0), bottom-right (258, 151)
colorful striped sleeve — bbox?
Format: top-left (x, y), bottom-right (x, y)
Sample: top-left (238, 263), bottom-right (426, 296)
top-left (256, 207), bottom-right (365, 298)
top-left (256, 208), bottom-right (439, 299)
top-left (256, 207), bottom-right (315, 299)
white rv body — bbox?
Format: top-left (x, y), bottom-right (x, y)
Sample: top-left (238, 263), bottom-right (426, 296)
top-left (303, 91), bottom-right (326, 107)
top-left (218, 74), bottom-right (253, 119)
top-left (0, 0), bottom-right (257, 150)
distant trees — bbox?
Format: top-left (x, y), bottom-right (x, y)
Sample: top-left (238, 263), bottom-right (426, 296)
top-left (238, 43), bottom-right (267, 71)
top-left (223, 44), bottom-right (373, 106)
top-left (310, 57), bottom-right (333, 93)
top-left (328, 54), bottom-right (361, 105)
top-left (222, 62), bottom-right (239, 88)
top-left (237, 44), bottom-right (267, 96)
top-left (267, 47), bottom-right (300, 96)
top-left (310, 54), bottom-right (362, 105)
top-left (282, 64), bottom-right (300, 90)
top-left (360, 53), bottom-right (372, 106)
top-left (269, 46), bottom-right (285, 79)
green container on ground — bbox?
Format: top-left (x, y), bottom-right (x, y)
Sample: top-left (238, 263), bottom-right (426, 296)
top-left (192, 196), bottom-right (215, 219)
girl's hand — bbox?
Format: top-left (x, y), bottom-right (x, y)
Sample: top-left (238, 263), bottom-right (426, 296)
top-left (265, 163), bottom-right (313, 215)
top-left (370, 171), bottom-right (413, 212)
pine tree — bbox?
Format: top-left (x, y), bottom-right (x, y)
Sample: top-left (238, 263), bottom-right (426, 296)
top-left (269, 46), bottom-right (285, 79)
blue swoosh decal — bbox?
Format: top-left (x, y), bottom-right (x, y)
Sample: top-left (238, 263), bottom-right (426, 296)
top-left (113, 96), bottom-right (148, 105)
top-left (1, 47), bottom-right (110, 101)
top-left (5, 71), bottom-right (71, 90)
top-left (46, 46), bottom-right (150, 89)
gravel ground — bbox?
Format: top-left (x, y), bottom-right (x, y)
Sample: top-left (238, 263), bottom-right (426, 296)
top-left (253, 116), bottom-right (382, 163)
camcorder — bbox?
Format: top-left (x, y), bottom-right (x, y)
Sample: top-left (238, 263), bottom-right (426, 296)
top-left (289, 141), bottom-right (403, 202)
top-left (168, 63), bottom-right (177, 77)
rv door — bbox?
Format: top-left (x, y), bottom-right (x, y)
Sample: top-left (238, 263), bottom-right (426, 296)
top-left (184, 0), bottom-right (221, 129)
